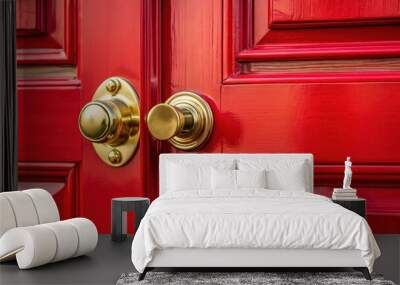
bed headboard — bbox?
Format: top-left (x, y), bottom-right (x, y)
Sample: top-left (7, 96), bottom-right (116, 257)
top-left (159, 153), bottom-right (314, 195)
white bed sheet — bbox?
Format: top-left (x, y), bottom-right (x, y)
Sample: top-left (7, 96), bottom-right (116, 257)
top-left (131, 190), bottom-right (380, 273)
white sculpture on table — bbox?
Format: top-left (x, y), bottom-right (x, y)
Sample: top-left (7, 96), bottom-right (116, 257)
top-left (342, 156), bottom-right (352, 189)
top-left (332, 156), bottom-right (357, 199)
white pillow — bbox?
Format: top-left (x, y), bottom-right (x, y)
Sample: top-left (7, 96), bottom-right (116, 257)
top-left (211, 168), bottom-right (236, 190)
top-left (211, 169), bottom-right (268, 190)
top-left (166, 159), bottom-right (236, 192)
top-left (236, 169), bottom-right (267, 189)
top-left (238, 159), bottom-right (308, 191)
top-left (167, 163), bottom-right (210, 191)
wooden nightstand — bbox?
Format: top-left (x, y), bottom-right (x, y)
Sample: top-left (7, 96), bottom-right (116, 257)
top-left (332, 198), bottom-right (366, 218)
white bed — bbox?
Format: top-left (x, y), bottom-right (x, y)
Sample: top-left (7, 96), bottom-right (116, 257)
top-left (131, 154), bottom-right (380, 280)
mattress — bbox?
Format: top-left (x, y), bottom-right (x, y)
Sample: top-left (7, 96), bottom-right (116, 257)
top-left (131, 190), bottom-right (380, 273)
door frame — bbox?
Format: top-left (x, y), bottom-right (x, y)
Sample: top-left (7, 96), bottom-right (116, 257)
top-left (0, 0), bottom-right (18, 192)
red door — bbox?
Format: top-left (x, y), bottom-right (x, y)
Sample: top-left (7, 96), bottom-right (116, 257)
top-left (159, 0), bottom-right (400, 233)
top-left (17, 0), bottom-right (400, 233)
top-left (17, 0), bottom-right (158, 233)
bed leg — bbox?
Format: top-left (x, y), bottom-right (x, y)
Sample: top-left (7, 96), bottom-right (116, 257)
top-left (362, 268), bottom-right (372, 281)
top-left (354, 267), bottom-right (371, 280)
top-left (138, 268), bottom-right (147, 281)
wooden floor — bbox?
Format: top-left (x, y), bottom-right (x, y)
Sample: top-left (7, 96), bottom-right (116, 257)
top-left (0, 235), bottom-right (399, 285)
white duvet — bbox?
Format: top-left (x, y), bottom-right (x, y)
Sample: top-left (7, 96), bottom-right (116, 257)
top-left (131, 190), bottom-right (380, 273)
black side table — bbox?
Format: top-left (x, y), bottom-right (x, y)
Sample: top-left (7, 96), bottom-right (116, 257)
top-left (111, 197), bottom-right (150, 242)
top-left (332, 198), bottom-right (366, 218)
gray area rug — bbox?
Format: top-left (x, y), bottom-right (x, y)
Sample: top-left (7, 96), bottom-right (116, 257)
top-left (117, 272), bottom-right (396, 285)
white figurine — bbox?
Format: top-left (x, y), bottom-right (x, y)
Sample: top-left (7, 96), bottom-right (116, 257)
top-left (342, 157), bottom-right (352, 189)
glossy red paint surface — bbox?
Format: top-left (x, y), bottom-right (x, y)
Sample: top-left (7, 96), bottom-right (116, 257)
top-left (270, 0), bottom-right (400, 28)
top-left (315, 165), bottom-right (400, 233)
top-left (16, 0), bottom-right (77, 64)
top-left (78, 0), bottom-right (149, 233)
top-left (161, 0), bottom-right (223, 154)
top-left (17, 0), bottom-right (400, 233)
top-left (18, 162), bottom-right (78, 220)
top-left (242, 26), bottom-right (400, 61)
top-left (16, 0), bottom-right (46, 33)
top-left (221, 83), bottom-right (400, 162)
top-left (17, 83), bottom-right (82, 162)
top-left (178, 0), bottom-right (400, 233)
top-left (17, 0), bottom-right (152, 233)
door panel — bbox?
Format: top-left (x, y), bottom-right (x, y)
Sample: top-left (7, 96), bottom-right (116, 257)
top-left (161, 0), bottom-right (223, 153)
top-left (18, 84), bottom-right (81, 162)
top-left (270, 0), bottom-right (400, 28)
top-left (222, 82), bottom-right (400, 162)
top-left (232, 0), bottom-right (400, 68)
top-left (222, 82), bottom-right (400, 233)
top-left (78, 0), bottom-right (145, 233)
top-left (220, 0), bottom-right (400, 233)
top-left (160, 0), bottom-right (400, 233)
top-left (17, 0), bottom-right (155, 233)
top-left (16, 0), bottom-right (76, 64)
top-left (16, 0), bottom-right (80, 220)
top-left (18, 162), bottom-right (78, 220)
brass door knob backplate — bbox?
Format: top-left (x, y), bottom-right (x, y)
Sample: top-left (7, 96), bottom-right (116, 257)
top-left (78, 77), bottom-right (140, 167)
top-left (147, 92), bottom-right (213, 150)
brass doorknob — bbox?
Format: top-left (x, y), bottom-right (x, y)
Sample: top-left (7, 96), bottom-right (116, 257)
top-left (78, 77), bottom-right (140, 167)
top-left (79, 99), bottom-right (137, 145)
top-left (147, 92), bottom-right (213, 150)
top-left (147, 103), bottom-right (194, 140)
top-left (79, 103), bottom-right (112, 142)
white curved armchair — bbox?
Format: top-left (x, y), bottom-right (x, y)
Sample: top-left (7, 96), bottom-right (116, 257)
top-left (0, 189), bottom-right (98, 269)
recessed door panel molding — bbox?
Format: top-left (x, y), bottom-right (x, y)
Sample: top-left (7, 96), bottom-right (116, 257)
top-left (16, 0), bottom-right (46, 35)
top-left (223, 0), bottom-right (400, 83)
top-left (221, 82), bottom-right (400, 162)
top-left (221, 80), bottom-right (400, 233)
top-left (16, 0), bottom-right (77, 64)
top-left (18, 86), bottom-right (82, 162)
top-left (270, 0), bottom-right (400, 28)
top-left (314, 165), bottom-right (400, 234)
top-left (18, 162), bottom-right (78, 220)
